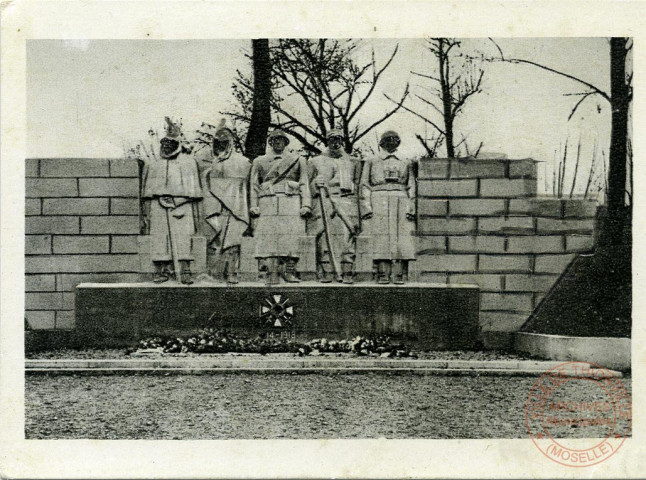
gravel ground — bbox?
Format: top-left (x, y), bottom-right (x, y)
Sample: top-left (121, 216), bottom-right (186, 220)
top-left (26, 348), bottom-right (533, 361)
top-left (25, 373), bottom-right (631, 439)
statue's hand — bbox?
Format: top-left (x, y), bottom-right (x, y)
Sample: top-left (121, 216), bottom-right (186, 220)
top-left (314, 176), bottom-right (327, 188)
top-left (249, 207), bottom-right (261, 218)
top-left (406, 212), bottom-right (416, 221)
top-left (300, 206), bottom-right (312, 218)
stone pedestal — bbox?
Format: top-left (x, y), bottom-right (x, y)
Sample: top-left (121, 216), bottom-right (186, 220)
top-left (75, 282), bottom-right (479, 350)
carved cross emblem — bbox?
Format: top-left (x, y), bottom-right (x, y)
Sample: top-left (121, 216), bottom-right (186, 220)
top-left (260, 294), bottom-right (294, 328)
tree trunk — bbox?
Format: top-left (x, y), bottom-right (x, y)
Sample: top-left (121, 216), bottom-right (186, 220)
top-left (244, 39), bottom-right (271, 160)
top-left (605, 37), bottom-right (630, 246)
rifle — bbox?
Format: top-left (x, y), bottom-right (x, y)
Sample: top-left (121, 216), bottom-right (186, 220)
top-left (318, 185), bottom-right (342, 283)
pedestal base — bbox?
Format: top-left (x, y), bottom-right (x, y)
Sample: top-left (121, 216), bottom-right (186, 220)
top-left (75, 282), bottom-right (480, 350)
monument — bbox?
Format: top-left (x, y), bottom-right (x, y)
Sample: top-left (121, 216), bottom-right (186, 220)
top-left (74, 122), bottom-right (480, 350)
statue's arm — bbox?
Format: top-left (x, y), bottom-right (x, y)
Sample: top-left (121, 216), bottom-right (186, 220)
top-left (359, 158), bottom-right (373, 218)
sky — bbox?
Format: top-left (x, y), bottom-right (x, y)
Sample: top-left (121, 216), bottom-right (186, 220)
top-left (27, 38), bottom-right (614, 195)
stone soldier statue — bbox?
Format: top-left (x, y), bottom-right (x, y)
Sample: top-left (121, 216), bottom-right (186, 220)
top-left (140, 117), bottom-right (202, 284)
top-left (201, 121), bottom-right (251, 284)
top-left (360, 130), bottom-right (416, 284)
top-left (308, 129), bottom-right (367, 284)
top-left (249, 129), bottom-right (312, 284)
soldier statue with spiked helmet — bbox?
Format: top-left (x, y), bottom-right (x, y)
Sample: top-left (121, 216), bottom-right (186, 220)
top-left (139, 117), bottom-right (202, 284)
top-left (307, 129), bottom-right (369, 284)
top-left (249, 129), bottom-right (312, 285)
top-left (200, 120), bottom-right (251, 284)
top-left (360, 130), bottom-right (417, 284)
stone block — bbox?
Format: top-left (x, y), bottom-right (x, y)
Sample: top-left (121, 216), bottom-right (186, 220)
top-left (26, 254), bottom-right (140, 273)
top-left (562, 199), bottom-right (598, 218)
top-left (55, 311), bottom-right (75, 330)
top-left (504, 274), bottom-right (560, 293)
top-left (26, 178), bottom-right (78, 198)
top-left (506, 236), bottom-right (564, 254)
top-left (258, 196), bottom-right (278, 215)
top-left (56, 273), bottom-right (143, 291)
top-left (536, 218), bottom-right (594, 234)
top-left (110, 198), bottom-right (139, 215)
top-left (534, 254), bottom-right (576, 274)
top-left (81, 216), bottom-right (139, 234)
top-left (448, 236), bottom-right (505, 253)
top-left (418, 179), bottom-right (478, 197)
top-left (25, 311), bottom-right (56, 330)
top-left (111, 235), bottom-right (139, 253)
top-left (448, 199), bottom-right (505, 216)
top-left (26, 216), bottom-right (80, 234)
top-left (40, 158), bottom-right (109, 177)
top-left (418, 159), bottom-right (449, 179)
top-left (25, 274), bottom-right (56, 292)
top-left (479, 312), bottom-right (528, 332)
top-left (507, 198), bottom-right (562, 217)
top-left (479, 255), bottom-right (532, 273)
top-left (25, 235), bottom-right (52, 254)
top-left (418, 272), bottom-right (448, 284)
top-left (78, 178), bottom-right (138, 197)
top-left (449, 274), bottom-right (503, 291)
top-left (62, 292), bottom-right (75, 310)
top-left (416, 254), bottom-right (477, 272)
top-left (75, 283), bottom-right (480, 350)
top-left (417, 199), bottom-right (448, 216)
top-left (26, 159), bottom-right (39, 177)
top-left (53, 235), bottom-right (110, 254)
top-left (565, 234), bottom-right (595, 253)
top-left (478, 217), bottom-right (534, 234)
top-left (534, 293), bottom-right (546, 309)
top-left (25, 199), bottom-right (41, 215)
top-left (25, 292), bottom-right (63, 310)
top-left (508, 159), bottom-right (537, 179)
top-left (356, 235), bottom-right (372, 253)
top-left (481, 293), bottom-right (533, 312)
top-left (43, 198), bottom-right (109, 215)
top-left (416, 235), bottom-right (447, 253)
top-left (110, 158), bottom-right (140, 177)
top-left (449, 159), bottom-right (506, 179)
top-left (418, 217), bottom-right (475, 234)
top-left (479, 179), bottom-right (536, 198)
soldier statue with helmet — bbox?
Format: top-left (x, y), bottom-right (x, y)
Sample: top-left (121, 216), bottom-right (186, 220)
top-left (138, 117), bottom-right (203, 285)
top-left (200, 120), bottom-right (251, 284)
top-left (307, 129), bottom-right (369, 284)
top-left (249, 129), bottom-right (312, 285)
top-left (360, 130), bottom-right (417, 284)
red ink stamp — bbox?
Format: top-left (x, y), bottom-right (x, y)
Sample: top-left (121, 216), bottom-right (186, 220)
top-left (526, 361), bottom-right (631, 467)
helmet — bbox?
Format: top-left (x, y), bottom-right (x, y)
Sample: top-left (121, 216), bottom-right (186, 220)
top-left (268, 129), bottom-right (290, 145)
top-left (326, 129), bottom-right (344, 140)
top-left (380, 130), bottom-right (400, 142)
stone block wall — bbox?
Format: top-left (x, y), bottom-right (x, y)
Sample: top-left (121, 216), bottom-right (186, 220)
top-left (25, 158), bottom-right (141, 331)
top-left (415, 158), bottom-right (597, 348)
top-left (24, 156), bottom-right (598, 349)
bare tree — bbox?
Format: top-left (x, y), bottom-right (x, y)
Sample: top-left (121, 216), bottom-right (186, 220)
top-left (225, 39), bottom-right (409, 155)
top-left (387, 38), bottom-right (485, 158)
top-left (488, 38), bottom-right (632, 246)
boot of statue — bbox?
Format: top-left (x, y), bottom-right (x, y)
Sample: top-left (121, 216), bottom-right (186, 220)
top-left (264, 258), bottom-right (281, 286)
top-left (180, 260), bottom-right (194, 285)
top-left (318, 262), bottom-right (333, 283)
top-left (393, 260), bottom-right (405, 285)
top-left (153, 261), bottom-right (170, 283)
top-left (376, 260), bottom-right (391, 284)
top-left (341, 262), bottom-right (354, 284)
top-left (282, 257), bottom-right (301, 283)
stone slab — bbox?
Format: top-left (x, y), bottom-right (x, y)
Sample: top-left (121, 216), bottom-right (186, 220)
top-left (514, 332), bottom-right (630, 372)
top-left (75, 282), bottom-right (480, 351)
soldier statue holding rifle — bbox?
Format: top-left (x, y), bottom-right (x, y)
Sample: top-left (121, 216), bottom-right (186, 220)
top-left (360, 130), bottom-right (417, 284)
top-left (307, 129), bottom-right (368, 284)
top-left (249, 129), bottom-right (312, 285)
top-left (137, 117), bottom-right (203, 284)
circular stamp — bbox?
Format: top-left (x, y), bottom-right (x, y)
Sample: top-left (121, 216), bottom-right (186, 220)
top-left (525, 361), bottom-right (631, 467)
